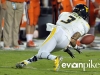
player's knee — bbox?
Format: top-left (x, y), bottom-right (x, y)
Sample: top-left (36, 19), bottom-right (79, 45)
top-left (36, 52), bottom-right (50, 59)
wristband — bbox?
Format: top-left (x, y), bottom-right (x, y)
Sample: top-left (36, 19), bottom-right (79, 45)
top-left (74, 45), bottom-right (78, 49)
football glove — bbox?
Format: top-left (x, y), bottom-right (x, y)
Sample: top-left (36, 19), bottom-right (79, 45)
top-left (64, 48), bottom-right (75, 58)
top-left (74, 45), bottom-right (82, 54)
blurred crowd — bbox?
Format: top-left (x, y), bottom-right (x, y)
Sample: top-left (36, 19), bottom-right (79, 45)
top-left (0, 0), bottom-right (100, 50)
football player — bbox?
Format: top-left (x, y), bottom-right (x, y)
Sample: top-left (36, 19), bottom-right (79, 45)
top-left (26, 0), bottom-right (40, 47)
top-left (87, 0), bottom-right (100, 48)
top-left (16, 4), bottom-right (90, 71)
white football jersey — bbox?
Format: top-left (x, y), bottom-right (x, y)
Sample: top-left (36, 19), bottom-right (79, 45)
top-left (56, 12), bottom-right (90, 37)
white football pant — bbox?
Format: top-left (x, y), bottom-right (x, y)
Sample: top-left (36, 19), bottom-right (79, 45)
top-left (36, 26), bottom-right (70, 60)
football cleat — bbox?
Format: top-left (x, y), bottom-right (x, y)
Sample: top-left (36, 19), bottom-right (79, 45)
top-left (27, 40), bottom-right (37, 47)
top-left (54, 56), bottom-right (63, 71)
top-left (18, 40), bottom-right (24, 45)
top-left (16, 60), bottom-right (29, 68)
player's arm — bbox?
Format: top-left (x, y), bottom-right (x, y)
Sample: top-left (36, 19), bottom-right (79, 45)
top-left (63, 47), bottom-right (75, 58)
top-left (63, 32), bottom-right (82, 58)
top-left (70, 32), bottom-right (82, 54)
top-left (70, 32), bottom-right (81, 47)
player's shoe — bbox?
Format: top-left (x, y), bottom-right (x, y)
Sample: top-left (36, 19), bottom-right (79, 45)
top-left (27, 40), bottom-right (37, 47)
top-left (12, 46), bottom-right (25, 50)
top-left (3, 46), bottom-right (12, 50)
top-left (18, 40), bottom-right (24, 45)
top-left (54, 56), bottom-right (63, 71)
top-left (16, 60), bottom-right (29, 68)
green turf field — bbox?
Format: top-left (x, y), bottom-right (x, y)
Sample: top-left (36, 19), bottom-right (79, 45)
top-left (0, 49), bottom-right (100, 75)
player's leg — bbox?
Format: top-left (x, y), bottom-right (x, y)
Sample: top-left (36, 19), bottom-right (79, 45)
top-left (36, 27), bottom-right (70, 59)
top-left (32, 4), bottom-right (40, 39)
top-left (35, 27), bottom-right (68, 71)
top-left (87, 5), bottom-right (99, 48)
top-left (16, 27), bottom-right (58, 68)
top-left (16, 27), bottom-right (68, 71)
top-left (26, 2), bottom-right (36, 47)
top-left (16, 36), bottom-right (57, 68)
top-left (26, 24), bottom-right (36, 47)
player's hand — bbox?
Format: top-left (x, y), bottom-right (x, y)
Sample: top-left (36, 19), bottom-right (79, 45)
top-left (64, 48), bottom-right (75, 58)
top-left (74, 46), bottom-right (82, 54)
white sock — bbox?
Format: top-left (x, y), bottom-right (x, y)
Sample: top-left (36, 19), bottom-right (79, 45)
top-left (30, 34), bottom-right (33, 40)
top-left (88, 27), bottom-right (95, 35)
top-left (36, 52), bottom-right (56, 60)
top-left (48, 55), bottom-right (57, 60)
top-left (26, 34), bottom-right (32, 42)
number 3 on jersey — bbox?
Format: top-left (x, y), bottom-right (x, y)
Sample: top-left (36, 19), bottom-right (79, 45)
top-left (61, 16), bottom-right (76, 24)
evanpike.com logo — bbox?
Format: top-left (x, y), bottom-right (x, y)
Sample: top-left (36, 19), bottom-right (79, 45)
top-left (61, 60), bottom-right (100, 71)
